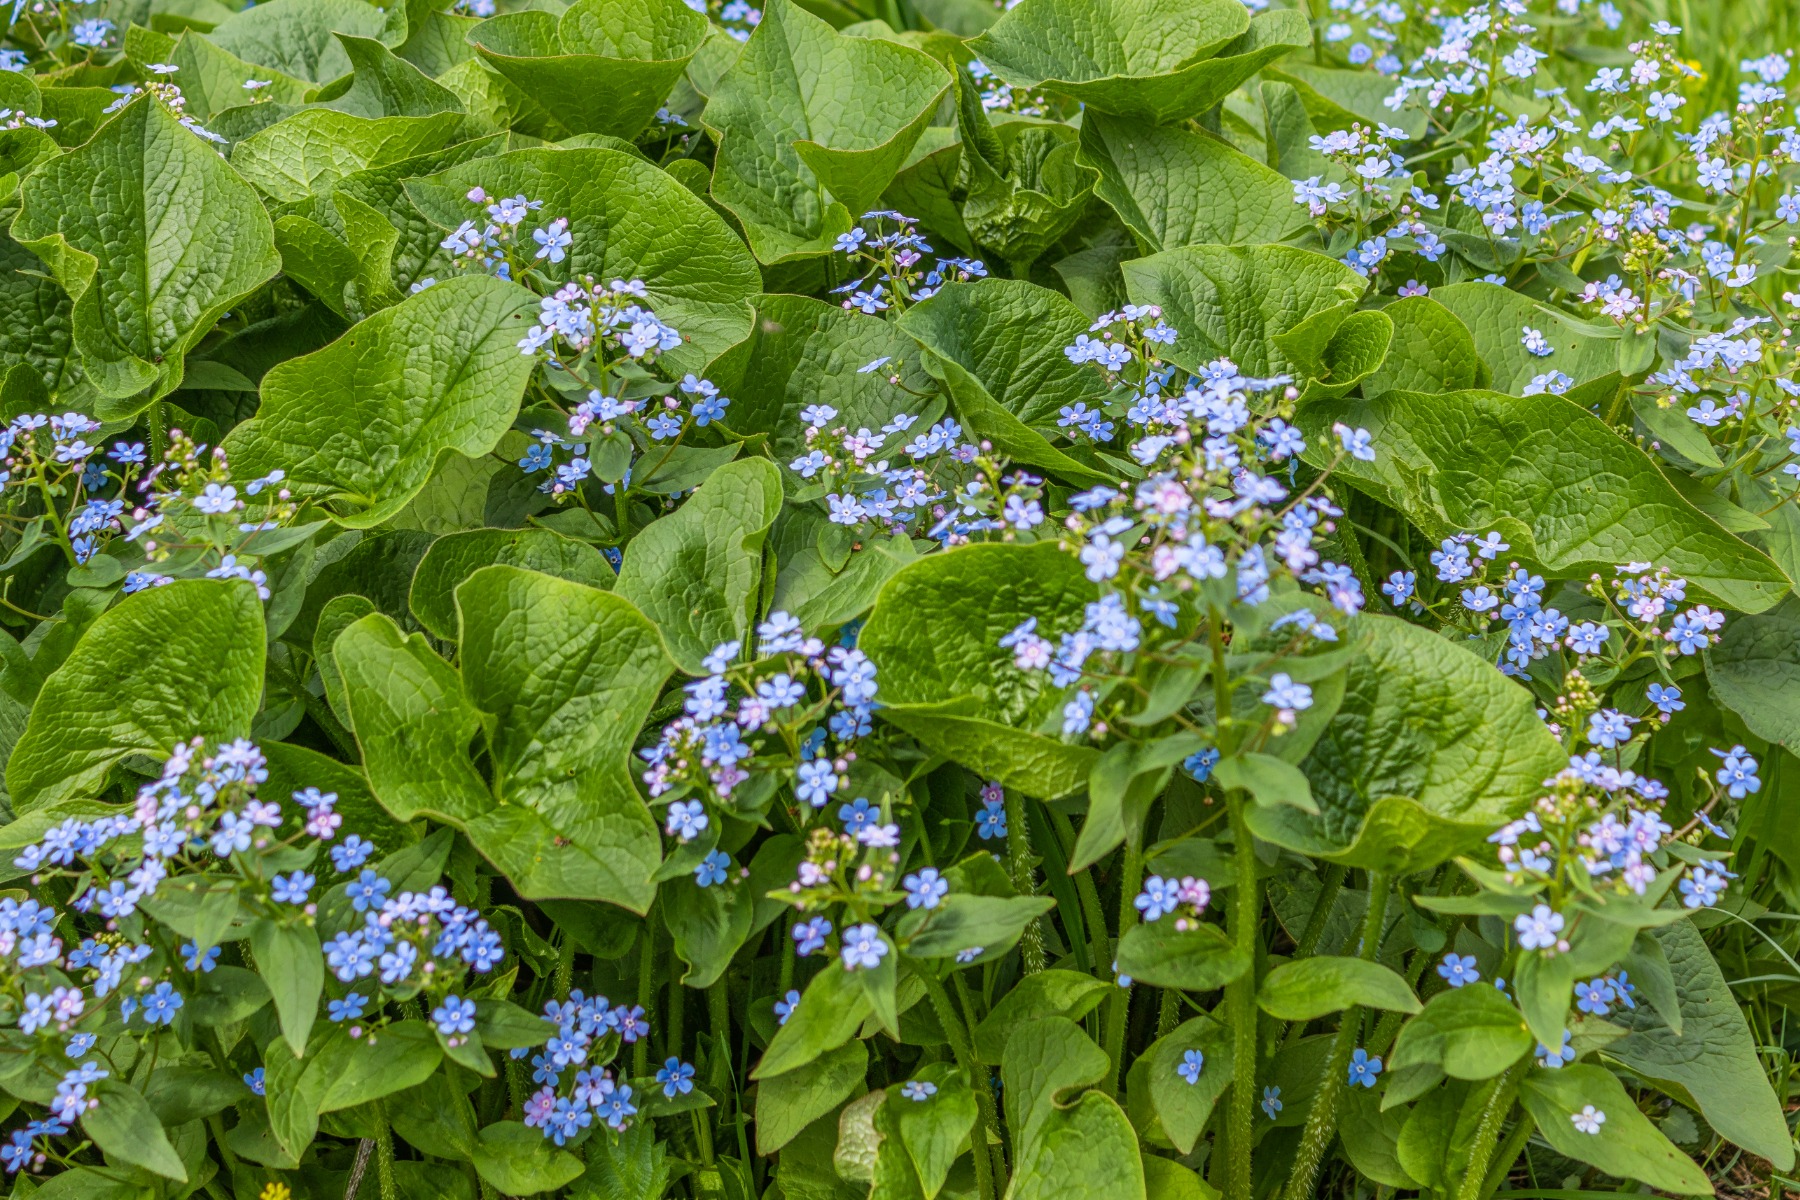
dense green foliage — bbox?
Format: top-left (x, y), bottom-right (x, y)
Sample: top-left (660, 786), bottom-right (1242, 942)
top-left (0, 0), bottom-right (1797, 1196)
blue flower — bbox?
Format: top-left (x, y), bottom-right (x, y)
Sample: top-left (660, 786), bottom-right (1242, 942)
top-left (838, 797), bottom-right (876, 836)
top-left (901, 1080), bottom-right (938, 1101)
top-left (328, 993), bottom-right (368, 1023)
top-left (244, 1067), bottom-right (266, 1095)
top-left (1436, 953), bottom-right (1479, 988)
top-left (1712, 745), bottom-right (1761, 798)
top-left (694, 850), bottom-right (730, 888)
top-left (774, 989), bottom-right (801, 1025)
top-left (271, 870), bottom-right (314, 904)
top-left (1134, 876), bottom-right (1180, 922)
top-left (1573, 977), bottom-right (1612, 1016)
top-left (903, 868), bottom-right (948, 911)
top-left (330, 835), bottom-right (375, 872)
top-left (975, 800), bottom-right (1007, 840)
top-left (140, 983), bottom-right (183, 1027)
top-left (796, 759), bottom-right (839, 807)
top-left (793, 917), bottom-right (832, 957)
top-left (656, 1058), bottom-right (695, 1098)
top-left (1536, 1031), bottom-right (1575, 1068)
top-left (181, 943), bottom-right (220, 973)
top-left (1177, 1049), bottom-right (1205, 1085)
top-left (1183, 747), bottom-right (1219, 783)
top-left (346, 869), bottom-right (392, 913)
top-left (1261, 1086), bottom-right (1283, 1118)
top-left (1346, 1048), bottom-right (1382, 1088)
top-left (840, 923), bottom-right (888, 971)
top-left (1647, 683), bottom-right (1684, 715)
top-left (519, 443), bottom-right (554, 473)
top-left (433, 995), bottom-right (476, 1038)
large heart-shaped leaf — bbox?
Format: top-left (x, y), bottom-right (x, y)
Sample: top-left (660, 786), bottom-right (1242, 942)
top-left (233, 108), bottom-right (467, 203)
top-left (701, 0), bottom-right (950, 263)
top-left (1362, 295), bottom-right (1488, 396)
top-left (615, 457), bottom-right (785, 674)
top-left (861, 541), bottom-right (1098, 798)
top-left (1121, 243), bottom-right (1365, 377)
top-left (1705, 595), bottom-right (1800, 753)
top-left (7, 580), bottom-right (266, 811)
top-left (1429, 282), bottom-right (1619, 395)
top-left (1001, 1017), bottom-right (1146, 1200)
top-left (1245, 614), bottom-right (1565, 874)
top-left (338, 567), bottom-right (672, 910)
top-left (969, 0), bottom-right (1307, 124)
top-left (896, 278), bottom-right (1114, 486)
top-left (1299, 388), bottom-right (1791, 613)
top-left (469, 0), bottom-right (709, 140)
top-left (12, 97), bottom-right (281, 416)
top-left (222, 273), bottom-right (538, 529)
top-left (203, 0), bottom-right (405, 82)
top-left (406, 147), bottom-right (760, 372)
top-left (1078, 112), bottom-right (1303, 252)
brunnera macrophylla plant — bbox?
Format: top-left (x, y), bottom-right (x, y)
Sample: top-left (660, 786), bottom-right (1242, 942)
top-left (0, 0), bottom-right (1797, 1195)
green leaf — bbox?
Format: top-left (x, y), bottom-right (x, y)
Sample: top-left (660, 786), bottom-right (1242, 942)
top-left (1078, 112), bottom-right (1303, 252)
top-left (0, 234), bottom-right (84, 408)
top-left (8, 579), bottom-right (265, 811)
top-left (702, 0), bottom-right (951, 263)
top-left (575, 1120), bottom-right (673, 1200)
top-left (969, 0), bottom-right (1307, 124)
top-left (328, 33), bottom-right (464, 119)
top-left (1213, 751), bottom-right (1315, 814)
top-left (722, 293), bottom-right (938, 478)
top-left (166, 30), bottom-right (311, 120)
top-left (1121, 243), bottom-right (1366, 378)
top-left (1429, 282), bottom-right (1619, 395)
top-left (406, 147), bottom-right (759, 372)
top-left (899, 893), bottom-right (1055, 958)
top-left (410, 527), bottom-right (614, 641)
top-left (473, 1121), bottom-right (586, 1196)
top-left (1516, 1064), bottom-right (1712, 1195)
top-left (1299, 389), bottom-right (1791, 613)
top-left (755, 961), bottom-right (874, 1079)
top-left (1263, 60), bottom-right (1424, 137)
top-left (1134, 1014), bottom-right (1232, 1154)
top-left (205, 0), bottom-right (406, 82)
top-left (83, 1080), bottom-right (187, 1182)
top-left (469, 0), bottom-right (709, 140)
top-left (223, 274), bottom-right (538, 529)
top-left (232, 107), bottom-right (466, 203)
top-left (11, 97), bottom-right (280, 416)
top-left (891, 1061), bottom-right (978, 1199)
top-left (1362, 296), bottom-right (1487, 397)
top-left (1605, 920), bottom-right (1794, 1169)
top-left (755, 1038), bottom-right (868, 1153)
top-left (664, 874), bottom-right (754, 987)
top-left (249, 918), bottom-right (323, 1056)
top-left (1389, 983), bottom-right (1531, 1080)
top-left (1245, 614), bottom-right (1566, 875)
top-left (1115, 922), bottom-right (1250, 991)
top-left (972, 968), bottom-right (1113, 1063)
top-left (1001, 1017), bottom-right (1146, 1200)
top-left (861, 541), bottom-right (1099, 798)
top-left (453, 565), bottom-right (672, 907)
top-left (1257, 955), bottom-right (1418, 1020)
top-left (615, 457), bottom-right (783, 674)
top-left (896, 278), bottom-right (1115, 486)
top-left (1705, 594), bottom-right (1800, 755)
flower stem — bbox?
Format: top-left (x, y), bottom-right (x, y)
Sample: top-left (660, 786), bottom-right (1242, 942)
top-left (374, 1101), bottom-right (398, 1200)
top-left (1004, 787), bottom-right (1045, 974)
top-left (1102, 845), bottom-right (1141, 1096)
top-left (1282, 873), bottom-right (1390, 1200)
top-left (1456, 1060), bottom-right (1527, 1200)
top-left (1223, 793), bottom-right (1262, 1200)
top-left (920, 970), bottom-right (1001, 1200)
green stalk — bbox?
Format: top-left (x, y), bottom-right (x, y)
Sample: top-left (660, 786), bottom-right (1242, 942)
top-left (635, 903), bottom-right (659, 1078)
top-left (1282, 874), bottom-right (1390, 1200)
top-left (374, 1101), bottom-right (398, 1200)
top-left (1224, 794), bottom-right (1262, 1200)
top-left (1005, 787), bottom-right (1045, 974)
top-left (1456, 1060), bottom-right (1527, 1200)
top-left (1476, 1107), bottom-right (1535, 1200)
top-left (1102, 846), bottom-right (1141, 1096)
top-left (1047, 806), bottom-right (1113, 978)
top-left (920, 971), bottom-right (1001, 1200)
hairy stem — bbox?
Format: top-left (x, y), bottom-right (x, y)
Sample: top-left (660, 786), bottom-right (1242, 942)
top-left (1283, 873), bottom-right (1391, 1200)
top-left (1477, 1107), bottom-right (1535, 1200)
top-left (1103, 846), bottom-right (1141, 1096)
top-left (1457, 1060), bottom-right (1527, 1200)
top-left (1004, 786), bottom-right (1045, 974)
top-left (374, 1101), bottom-right (398, 1200)
top-left (920, 971), bottom-right (1001, 1200)
top-left (1224, 794), bottom-right (1262, 1200)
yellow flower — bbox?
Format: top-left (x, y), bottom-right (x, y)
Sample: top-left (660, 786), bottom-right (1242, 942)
top-left (260, 1184), bottom-right (292, 1200)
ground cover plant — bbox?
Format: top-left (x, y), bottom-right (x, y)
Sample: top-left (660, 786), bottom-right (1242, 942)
top-left (0, 0), bottom-right (1799, 1195)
